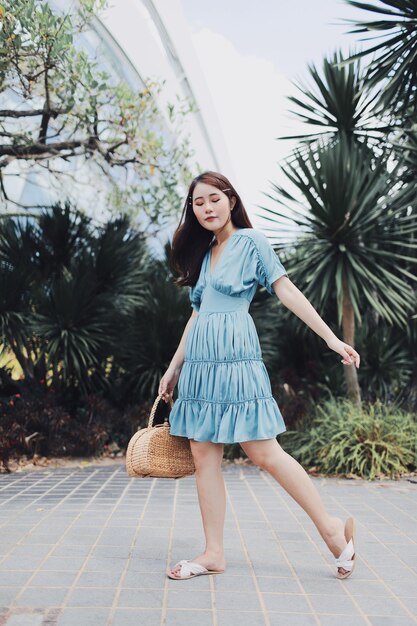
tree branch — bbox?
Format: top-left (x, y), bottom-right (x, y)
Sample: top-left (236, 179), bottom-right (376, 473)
top-left (38, 56), bottom-right (52, 144)
top-left (0, 140), bottom-right (85, 158)
top-left (0, 109), bottom-right (52, 118)
top-left (0, 169), bottom-right (48, 212)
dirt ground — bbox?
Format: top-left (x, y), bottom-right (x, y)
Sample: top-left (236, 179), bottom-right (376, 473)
top-left (2, 453), bottom-right (127, 473)
top-left (1, 453), bottom-right (253, 474)
top-left (3, 454), bottom-right (415, 482)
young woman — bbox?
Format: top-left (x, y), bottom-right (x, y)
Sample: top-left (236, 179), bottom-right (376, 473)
top-left (159, 171), bottom-right (360, 581)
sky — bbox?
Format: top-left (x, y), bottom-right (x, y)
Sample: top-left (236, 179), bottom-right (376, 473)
top-left (179, 0), bottom-right (372, 230)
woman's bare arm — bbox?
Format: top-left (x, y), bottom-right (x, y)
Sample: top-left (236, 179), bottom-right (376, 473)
top-left (159, 309), bottom-right (199, 402)
top-left (272, 276), bottom-right (360, 367)
top-left (168, 309), bottom-right (199, 373)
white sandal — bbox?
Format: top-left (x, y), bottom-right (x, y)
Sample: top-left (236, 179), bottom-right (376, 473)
top-left (335, 517), bottom-right (356, 579)
top-left (167, 559), bottom-right (224, 580)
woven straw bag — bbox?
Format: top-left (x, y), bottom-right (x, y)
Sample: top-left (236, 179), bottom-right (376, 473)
top-left (125, 392), bottom-right (195, 479)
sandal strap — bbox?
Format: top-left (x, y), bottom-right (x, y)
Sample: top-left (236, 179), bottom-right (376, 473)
top-left (177, 559), bottom-right (208, 577)
top-left (335, 538), bottom-right (355, 571)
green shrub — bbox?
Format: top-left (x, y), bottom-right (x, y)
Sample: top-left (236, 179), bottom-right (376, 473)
top-left (280, 397), bottom-right (417, 480)
top-left (0, 384), bottom-right (142, 473)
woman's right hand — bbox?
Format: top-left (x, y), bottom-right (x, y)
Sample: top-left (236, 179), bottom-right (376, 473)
top-left (159, 365), bottom-right (181, 403)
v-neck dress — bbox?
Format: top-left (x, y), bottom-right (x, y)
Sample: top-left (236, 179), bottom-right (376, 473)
top-left (168, 227), bottom-right (288, 443)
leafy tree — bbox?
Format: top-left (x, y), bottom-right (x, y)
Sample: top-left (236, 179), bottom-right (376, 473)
top-left (356, 313), bottom-right (413, 403)
top-left (0, 202), bottom-right (148, 394)
top-left (339, 0), bottom-right (417, 409)
top-left (278, 50), bottom-right (388, 149)
top-left (0, 0), bottom-right (194, 222)
top-left (261, 136), bottom-right (417, 404)
top-left (341, 0), bottom-right (417, 116)
top-left (112, 241), bottom-right (194, 402)
top-left (0, 203), bottom-right (194, 405)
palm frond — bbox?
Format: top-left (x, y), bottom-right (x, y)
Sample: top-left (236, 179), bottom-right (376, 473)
top-left (279, 49), bottom-right (388, 147)
top-left (340, 0), bottom-right (417, 114)
top-left (258, 137), bottom-right (417, 328)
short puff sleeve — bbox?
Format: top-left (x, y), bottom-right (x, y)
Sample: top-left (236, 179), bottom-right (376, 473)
top-left (189, 272), bottom-right (207, 310)
top-left (189, 285), bottom-right (200, 311)
top-left (251, 230), bottom-right (287, 295)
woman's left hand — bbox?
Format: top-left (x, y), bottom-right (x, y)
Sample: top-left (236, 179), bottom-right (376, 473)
top-left (326, 336), bottom-right (360, 368)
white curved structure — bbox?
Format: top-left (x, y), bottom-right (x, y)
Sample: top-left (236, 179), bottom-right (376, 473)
top-left (4, 0), bottom-right (235, 216)
top-left (94, 0), bottom-right (234, 176)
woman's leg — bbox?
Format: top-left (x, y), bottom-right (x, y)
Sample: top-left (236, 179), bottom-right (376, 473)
top-left (170, 439), bottom-right (226, 577)
top-left (240, 438), bottom-right (351, 574)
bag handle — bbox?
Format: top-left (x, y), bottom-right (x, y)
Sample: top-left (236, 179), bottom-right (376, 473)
top-left (147, 392), bottom-right (174, 429)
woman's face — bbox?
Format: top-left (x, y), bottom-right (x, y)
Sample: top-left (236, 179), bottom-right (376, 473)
top-left (192, 182), bottom-right (235, 233)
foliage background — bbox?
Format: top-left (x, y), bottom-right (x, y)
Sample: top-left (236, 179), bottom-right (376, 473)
top-left (1, 0), bottom-right (416, 479)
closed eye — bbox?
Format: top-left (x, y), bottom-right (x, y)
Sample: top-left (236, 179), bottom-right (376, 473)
top-left (196, 199), bottom-right (219, 206)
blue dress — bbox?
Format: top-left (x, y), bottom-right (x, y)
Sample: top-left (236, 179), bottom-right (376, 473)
top-left (169, 228), bottom-right (288, 443)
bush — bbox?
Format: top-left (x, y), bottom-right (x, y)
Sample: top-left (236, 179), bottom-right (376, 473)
top-left (280, 397), bottom-right (417, 480)
top-left (0, 384), bottom-right (143, 473)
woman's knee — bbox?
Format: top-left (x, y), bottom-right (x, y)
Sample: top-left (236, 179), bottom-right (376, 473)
top-left (189, 439), bottom-right (224, 469)
top-left (240, 439), bottom-right (283, 471)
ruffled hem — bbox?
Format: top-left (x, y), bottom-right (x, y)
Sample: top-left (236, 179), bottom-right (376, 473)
top-left (168, 396), bottom-right (286, 444)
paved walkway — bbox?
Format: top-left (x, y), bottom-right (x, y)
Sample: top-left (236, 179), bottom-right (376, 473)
top-left (0, 463), bottom-right (416, 626)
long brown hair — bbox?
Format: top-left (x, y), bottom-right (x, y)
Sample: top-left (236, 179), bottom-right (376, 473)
top-left (171, 171), bottom-right (253, 287)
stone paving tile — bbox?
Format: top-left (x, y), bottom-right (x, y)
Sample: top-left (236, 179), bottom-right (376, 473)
top-left (267, 617), bottom-right (317, 626)
top-left (306, 593), bottom-right (361, 615)
top-left (262, 593), bottom-right (312, 613)
top-left (0, 464), bottom-right (416, 626)
top-left (110, 609), bottom-right (161, 626)
top-left (4, 615), bottom-right (45, 626)
top-left (0, 572), bottom-right (32, 587)
top-left (13, 587), bottom-right (69, 608)
top-left (368, 619), bottom-right (417, 626)
top-left (217, 611), bottom-right (268, 626)
top-left (117, 588), bottom-right (163, 608)
top-left (318, 617), bottom-right (368, 626)
top-left (164, 610), bottom-right (213, 626)
top-left (55, 608), bottom-right (110, 625)
top-left (167, 589), bottom-right (213, 609)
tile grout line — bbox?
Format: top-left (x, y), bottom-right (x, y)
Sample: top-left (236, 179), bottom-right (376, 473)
top-left (223, 468), bottom-right (271, 626)
top-left (359, 491), bottom-right (417, 549)
top-left (0, 472), bottom-right (44, 493)
top-left (158, 476), bottom-right (219, 626)
top-left (363, 480), bottom-right (417, 522)
top-left (2, 465), bottom-right (416, 623)
top-left (329, 491), bottom-right (417, 624)
top-left (160, 477), bottom-right (180, 626)
top-left (353, 497), bottom-right (417, 574)
top-left (0, 469), bottom-right (101, 566)
top-left (0, 470), bottom-right (78, 510)
top-left (51, 467), bottom-right (134, 617)
top-left (6, 468), bottom-right (120, 614)
top-left (106, 476), bottom-right (158, 626)
top-left (0, 468), bottom-right (97, 532)
top-left (240, 468), bottom-right (322, 626)
top-left (259, 470), bottom-right (373, 626)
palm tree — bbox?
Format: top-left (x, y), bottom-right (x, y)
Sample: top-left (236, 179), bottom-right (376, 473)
top-left (0, 203), bottom-right (148, 395)
top-left (260, 136), bottom-right (417, 404)
top-left (341, 0), bottom-right (417, 116)
top-left (278, 50), bottom-right (389, 150)
top-left (339, 1), bottom-right (417, 408)
top-left (356, 312), bottom-right (413, 403)
top-left (113, 241), bottom-right (195, 402)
